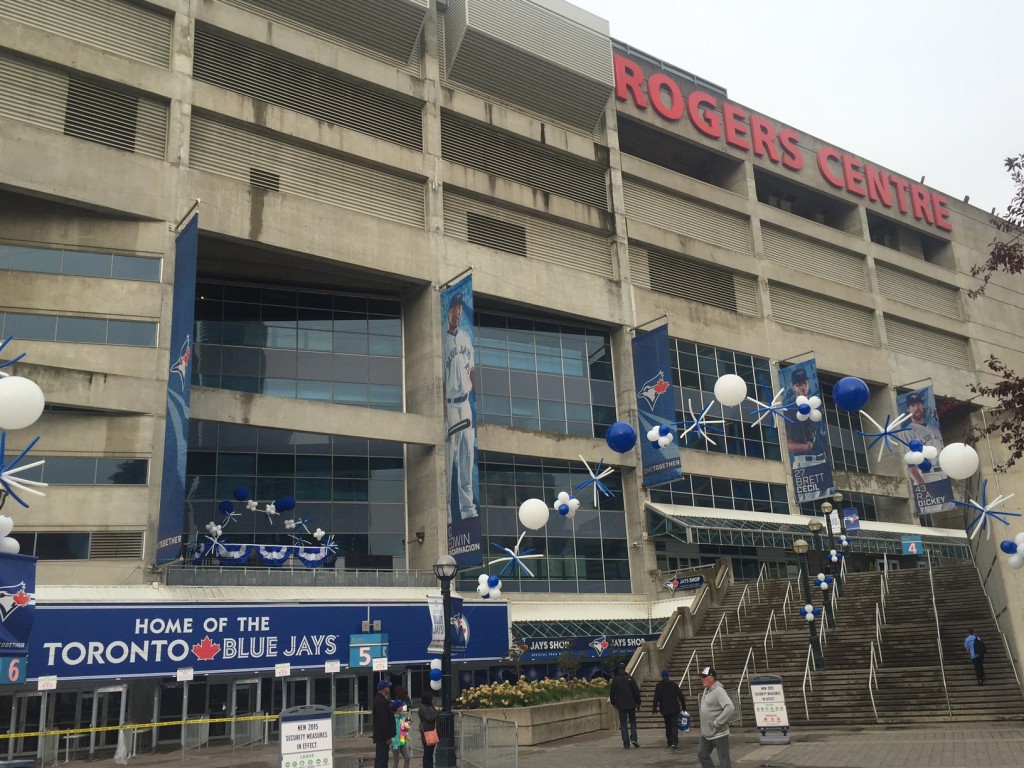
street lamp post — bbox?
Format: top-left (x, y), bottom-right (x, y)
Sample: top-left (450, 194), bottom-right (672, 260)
top-left (433, 554), bottom-right (459, 768)
top-left (806, 518), bottom-right (835, 628)
top-left (821, 497), bottom-right (845, 597)
top-left (793, 539), bottom-right (825, 671)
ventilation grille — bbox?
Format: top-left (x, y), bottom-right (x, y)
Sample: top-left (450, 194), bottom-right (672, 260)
top-left (770, 284), bottom-right (878, 345)
top-left (441, 111), bottom-right (607, 209)
top-left (89, 530), bottom-right (145, 560)
top-left (761, 226), bottom-right (866, 290)
top-left (189, 116), bottom-right (425, 228)
top-left (193, 26), bottom-right (423, 150)
top-left (0, 0), bottom-right (172, 68)
top-left (444, 192), bottom-right (612, 277)
top-left (876, 262), bottom-right (961, 320)
top-left (0, 54), bottom-right (167, 159)
top-left (629, 245), bottom-right (758, 316)
top-left (623, 179), bottom-right (751, 255)
top-left (217, 0), bottom-right (426, 74)
top-left (884, 315), bottom-right (971, 370)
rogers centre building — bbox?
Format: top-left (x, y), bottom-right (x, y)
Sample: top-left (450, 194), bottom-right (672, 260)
top-left (0, 0), bottom-right (1021, 752)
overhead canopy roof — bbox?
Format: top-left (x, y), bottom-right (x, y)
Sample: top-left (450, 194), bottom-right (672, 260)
top-left (506, 594), bottom-right (695, 624)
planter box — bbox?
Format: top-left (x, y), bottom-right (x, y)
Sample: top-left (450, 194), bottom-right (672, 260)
top-left (467, 698), bottom-right (614, 746)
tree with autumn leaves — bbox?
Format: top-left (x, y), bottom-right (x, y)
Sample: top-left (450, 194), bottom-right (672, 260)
top-left (966, 154), bottom-right (1024, 469)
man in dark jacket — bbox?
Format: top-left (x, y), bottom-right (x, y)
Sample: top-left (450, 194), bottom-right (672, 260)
top-left (652, 669), bottom-right (686, 749)
top-left (609, 662), bottom-right (642, 749)
top-left (372, 679), bottom-right (396, 768)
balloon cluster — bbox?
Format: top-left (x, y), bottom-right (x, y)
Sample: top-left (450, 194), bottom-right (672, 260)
top-left (429, 658), bottom-right (443, 691)
top-left (202, 488), bottom-right (304, 548)
top-left (1000, 535), bottom-right (1024, 569)
top-left (646, 424), bottom-right (673, 449)
top-left (815, 573), bottom-right (834, 590)
top-left (553, 491), bottom-right (580, 519)
top-left (799, 603), bottom-right (822, 622)
top-left (0, 515), bottom-right (19, 554)
top-left (904, 439), bottom-right (938, 472)
top-left (794, 395), bottom-right (823, 422)
top-left (476, 573), bottom-right (502, 598)
top-left (827, 549), bottom-right (843, 564)
top-left (837, 534), bottom-right (850, 547)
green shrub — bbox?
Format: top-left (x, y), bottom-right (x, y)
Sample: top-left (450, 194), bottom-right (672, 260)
top-left (455, 676), bottom-right (610, 709)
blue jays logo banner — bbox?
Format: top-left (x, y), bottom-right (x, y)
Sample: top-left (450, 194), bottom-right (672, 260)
top-left (0, 553), bottom-right (37, 656)
top-left (441, 276), bottom-right (482, 568)
top-left (522, 634), bottom-right (658, 660)
top-left (28, 599), bottom-right (509, 681)
top-left (632, 325), bottom-right (682, 487)
top-left (156, 214), bottom-right (199, 565)
top-left (778, 359), bottom-right (835, 503)
top-left (896, 387), bottom-right (955, 516)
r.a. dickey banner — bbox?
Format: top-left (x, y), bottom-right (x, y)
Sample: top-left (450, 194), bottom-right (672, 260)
top-left (0, 553), bottom-right (37, 656)
top-left (156, 214), bottom-right (198, 565)
top-left (28, 599), bottom-right (508, 681)
top-left (441, 276), bottom-right (482, 567)
top-left (779, 359), bottom-right (835, 503)
top-left (896, 386), bottom-right (955, 515)
top-left (632, 325), bottom-right (682, 487)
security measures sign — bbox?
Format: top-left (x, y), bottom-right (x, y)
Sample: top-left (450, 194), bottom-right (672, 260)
top-left (749, 674), bottom-right (790, 745)
top-left (280, 705), bottom-right (333, 768)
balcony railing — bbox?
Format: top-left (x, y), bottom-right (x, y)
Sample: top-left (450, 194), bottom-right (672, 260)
top-left (166, 564), bottom-right (437, 588)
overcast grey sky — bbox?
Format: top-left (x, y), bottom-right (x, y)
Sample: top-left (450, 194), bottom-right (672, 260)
top-left (572, 0), bottom-right (1021, 216)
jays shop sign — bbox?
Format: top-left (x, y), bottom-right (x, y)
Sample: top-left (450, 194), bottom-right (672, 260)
top-left (27, 601), bottom-right (510, 681)
top-left (613, 51), bottom-right (954, 234)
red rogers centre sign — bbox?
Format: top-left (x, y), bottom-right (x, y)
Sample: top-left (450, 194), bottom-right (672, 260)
top-left (613, 54), bottom-right (952, 233)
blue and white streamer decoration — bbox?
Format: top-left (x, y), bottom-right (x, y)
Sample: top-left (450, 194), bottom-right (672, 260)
top-left (256, 545), bottom-right (292, 567)
top-left (489, 531), bottom-right (543, 578)
top-left (955, 479), bottom-right (1019, 540)
top-left (856, 411), bottom-right (914, 461)
top-left (0, 433), bottom-right (47, 510)
top-left (295, 546), bottom-right (335, 568)
top-left (747, 377), bottom-right (796, 434)
top-left (217, 543), bottom-right (252, 566)
top-left (798, 603), bottom-right (822, 622)
top-left (0, 337), bottom-right (48, 521)
top-left (573, 455), bottom-right (616, 507)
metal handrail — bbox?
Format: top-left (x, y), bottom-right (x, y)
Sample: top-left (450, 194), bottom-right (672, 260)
top-left (715, 561), bottom-right (732, 590)
top-left (735, 584), bottom-right (750, 632)
top-left (818, 605), bottom-right (828, 647)
top-left (779, 581), bottom-right (792, 631)
top-left (926, 556), bottom-right (953, 718)
top-left (735, 647), bottom-right (757, 726)
top-left (754, 562), bottom-right (768, 602)
top-left (710, 614), bottom-right (729, 669)
top-left (874, 603), bottom-right (884, 665)
top-left (868, 641), bottom-right (880, 723)
top-left (879, 571), bottom-right (887, 623)
top-left (762, 610), bottom-right (778, 667)
top-left (678, 648), bottom-right (700, 699)
top-left (976, 568), bottom-right (1024, 693)
top-left (627, 649), bottom-right (646, 676)
top-left (801, 644), bottom-right (814, 721)
top-left (657, 612), bottom-right (683, 652)
top-left (829, 580), bottom-right (838, 621)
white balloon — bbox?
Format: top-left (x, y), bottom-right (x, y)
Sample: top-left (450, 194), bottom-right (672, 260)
top-left (518, 498), bottom-right (550, 530)
top-left (830, 549), bottom-right (837, 557)
top-left (1015, 532), bottom-right (1024, 547)
top-left (804, 603), bottom-right (813, 613)
top-left (478, 574), bottom-right (489, 585)
top-left (808, 396), bottom-right (821, 409)
top-left (489, 588), bottom-right (501, 599)
top-left (568, 498), bottom-right (580, 511)
top-left (805, 613), bottom-right (815, 622)
top-left (431, 658), bottom-right (443, 670)
top-left (476, 584), bottom-right (489, 596)
top-left (922, 445), bottom-right (938, 460)
top-left (1009, 553), bottom-right (1024, 570)
top-left (0, 516), bottom-right (12, 537)
top-left (820, 582), bottom-right (829, 590)
top-left (557, 491), bottom-right (570, 503)
top-left (938, 443), bottom-right (980, 480)
top-left (714, 374), bottom-right (748, 407)
top-left (0, 376), bottom-right (45, 431)
top-left (809, 410), bottom-right (822, 422)
top-left (0, 537), bottom-right (19, 555)
top-left (430, 678), bottom-right (443, 691)
top-left (647, 426), bottom-right (661, 441)
top-left (797, 412), bottom-right (809, 422)
top-left (817, 573), bottom-right (825, 581)
top-left (658, 435), bottom-right (673, 447)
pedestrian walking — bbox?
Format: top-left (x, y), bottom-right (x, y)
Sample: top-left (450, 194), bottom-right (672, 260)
top-left (652, 669), bottom-right (686, 749)
top-left (697, 666), bottom-right (734, 768)
top-left (965, 628), bottom-right (986, 684)
top-left (418, 693), bottom-right (439, 768)
top-left (372, 680), bottom-right (396, 768)
top-left (609, 662), bottom-right (642, 749)
top-left (391, 700), bottom-right (411, 768)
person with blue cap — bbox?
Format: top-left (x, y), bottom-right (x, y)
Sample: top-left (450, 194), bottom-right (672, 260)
top-left (652, 669), bottom-right (686, 749)
top-left (372, 679), bottom-right (396, 768)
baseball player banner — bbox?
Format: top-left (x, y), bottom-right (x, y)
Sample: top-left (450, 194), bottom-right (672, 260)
top-left (779, 359), bottom-right (835, 503)
top-left (0, 552), bottom-right (37, 656)
top-left (441, 277), bottom-right (482, 567)
top-left (632, 325), bottom-right (682, 487)
top-left (156, 213), bottom-right (198, 565)
top-left (896, 387), bottom-right (955, 515)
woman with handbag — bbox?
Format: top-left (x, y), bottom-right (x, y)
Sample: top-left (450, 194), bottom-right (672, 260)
top-left (418, 693), bottom-right (439, 768)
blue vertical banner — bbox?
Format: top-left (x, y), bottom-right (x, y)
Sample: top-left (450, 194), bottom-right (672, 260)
top-left (896, 387), bottom-right (955, 516)
top-left (155, 214), bottom-right (198, 565)
top-left (441, 277), bottom-right (482, 568)
top-left (778, 359), bottom-right (834, 503)
top-left (0, 552), bottom-right (37, 656)
top-left (632, 325), bottom-right (682, 487)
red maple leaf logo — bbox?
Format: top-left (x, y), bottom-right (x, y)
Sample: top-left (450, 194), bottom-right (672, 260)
top-left (652, 380), bottom-right (670, 395)
top-left (191, 636), bottom-right (221, 661)
top-left (12, 590), bottom-right (30, 607)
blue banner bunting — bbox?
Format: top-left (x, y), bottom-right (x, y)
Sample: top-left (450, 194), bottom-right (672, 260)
top-left (632, 325), bottom-right (683, 487)
top-left (779, 359), bottom-right (835, 503)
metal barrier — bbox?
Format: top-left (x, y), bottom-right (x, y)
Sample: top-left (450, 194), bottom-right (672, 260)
top-left (332, 705), bottom-right (363, 738)
top-left (455, 712), bottom-right (517, 768)
top-left (232, 711), bottom-right (266, 748)
top-left (182, 716), bottom-right (210, 752)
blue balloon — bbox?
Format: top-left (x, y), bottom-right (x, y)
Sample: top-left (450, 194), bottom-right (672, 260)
top-left (430, 668), bottom-right (443, 681)
top-left (276, 496), bottom-right (296, 512)
top-left (798, 403), bottom-right (811, 415)
top-left (233, 486), bottom-right (250, 501)
top-left (218, 500), bottom-right (234, 514)
top-left (919, 459), bottom-right (932, 473)
top-left (1001, 540), bottom-right (1018, 555)
top-left (650, 441), bottom-right (661, 449)
top-left (908, 439), bottom-right (924, 452)
top-left (832, 377), bottom-right (870, 413)
top-left (605, 422), bottom-right (638, 453)
top-left (487, 574), bottom-right (499, 588)
top-left (558, 503), bottom-right (570, 515)
top-left (659, 425), bottom-right (671, 437)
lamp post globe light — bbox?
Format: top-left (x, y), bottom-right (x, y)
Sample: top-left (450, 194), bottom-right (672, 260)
top-left (433, 554), bottom-right (459, 768)
top-left (793, 539), bottom-right (825, 671)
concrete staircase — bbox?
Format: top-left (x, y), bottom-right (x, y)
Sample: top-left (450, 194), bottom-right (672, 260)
top-left (636, 564), bottom-right (1024, 730)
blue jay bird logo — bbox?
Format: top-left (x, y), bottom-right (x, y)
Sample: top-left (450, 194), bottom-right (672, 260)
top-left (588, 635), bottom-right (609, 656)
top-left (638, 371), bottom-right (670, 410)
top-left (170, 335), bottom-right (192, 390)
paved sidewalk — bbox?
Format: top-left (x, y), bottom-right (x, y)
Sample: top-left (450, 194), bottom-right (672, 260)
top-left (108, 723), bottom-right (1024, 768)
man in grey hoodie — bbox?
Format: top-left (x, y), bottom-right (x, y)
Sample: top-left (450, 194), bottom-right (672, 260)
top-left (697, 666), bottom-right (735, 768)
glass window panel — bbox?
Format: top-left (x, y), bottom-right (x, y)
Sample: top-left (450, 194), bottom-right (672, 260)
top-left (95, 458), bottom-right (148, 484)
top-left (35, 533), bottom-right (89, 560)
top-left (6, 312), bottom-right (56, 340)
top-left (43, 457), bottom-right (96, 484)
top-left (112, 254), bottom-right (160, 281)
top-left (107, 319), bottom-right (156, 346)
top-left (62, 250), bottom-right (112, 277)
top-left (56, 317), bottom-right (107, 343)
top-left (10, 246), bottom-right (63, 273)
top-left (296, 380), bottom-right (333, 401)
top-left (368, 336), bottom-right (401, 356)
